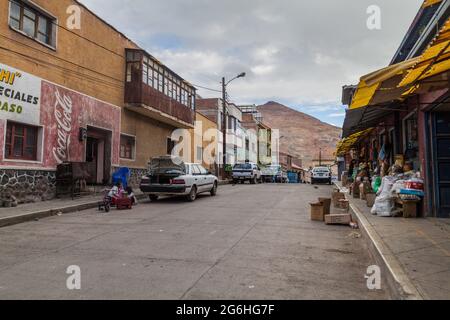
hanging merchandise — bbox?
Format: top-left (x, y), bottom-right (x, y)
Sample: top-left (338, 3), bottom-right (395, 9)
top-left (372, 176), bottom-right (382, 193)
top-left (378, 144), bottom-right (386, 161)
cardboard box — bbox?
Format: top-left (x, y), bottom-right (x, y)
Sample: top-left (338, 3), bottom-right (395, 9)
top-left (332, 191), bottom-right (345, 207)
top-left (325, 214), bottom-right (352, 225)
top-left (336, 199), bottom-right (350, 211)
top-left (310, 202), bottom-right (324, 221)
top-left (318, 197), bottom-right (331, 215)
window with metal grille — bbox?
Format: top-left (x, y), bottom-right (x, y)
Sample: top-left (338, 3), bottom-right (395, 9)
top-left (5, 122), bottom-right (38, 161)
top-left (120, 135), bottom-right (135, 160)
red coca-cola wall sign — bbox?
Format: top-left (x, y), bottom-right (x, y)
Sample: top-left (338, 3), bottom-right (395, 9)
top-left (40, 81), bottom-right (120, 167)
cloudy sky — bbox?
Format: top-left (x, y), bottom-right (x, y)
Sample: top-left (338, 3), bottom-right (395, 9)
top-left (80, 0), bottom-right (423, 127)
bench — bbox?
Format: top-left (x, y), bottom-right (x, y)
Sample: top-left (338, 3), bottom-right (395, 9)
top-left (395, 198), bottom-right (420, 218)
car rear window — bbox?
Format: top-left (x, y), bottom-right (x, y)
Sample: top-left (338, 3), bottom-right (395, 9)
top-left (234, 164), bottom-right (252, 170)
top-left (313, 168), bottom-right (330, 173)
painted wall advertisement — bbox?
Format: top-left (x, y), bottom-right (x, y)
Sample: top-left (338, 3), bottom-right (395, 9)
top-left (0, 62), bottom-right (121, 168)
top-left (41, 81), bottom-right (121, 167)
top-left (0, 63), bottom-right (41, 125)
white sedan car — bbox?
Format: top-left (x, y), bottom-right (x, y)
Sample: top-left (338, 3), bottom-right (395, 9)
top-left (140, 156), bottom-right (218, 202)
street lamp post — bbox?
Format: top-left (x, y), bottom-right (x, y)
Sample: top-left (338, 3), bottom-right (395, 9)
top-left (222, 72), bottom-right (246, 180)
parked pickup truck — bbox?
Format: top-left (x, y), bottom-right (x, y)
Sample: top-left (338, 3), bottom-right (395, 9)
top-left (305, 166), bottom-right (332, 185)
top-left (140, 156), bottom-right (218, 202)
top-left (261, 165), bottom-right (288, 183)
top-left (232, 162), bottom-right (262, 184)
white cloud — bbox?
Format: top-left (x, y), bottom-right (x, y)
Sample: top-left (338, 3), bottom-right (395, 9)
top-left (251, 64), bottom-right (275, 75)
top-left (329, 112), bottom-right (346, 117)
top-left (79, 0), bottom-right (423, 114)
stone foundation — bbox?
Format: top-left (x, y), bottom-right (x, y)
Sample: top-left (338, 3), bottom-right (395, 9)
top-left (0, 169), bottom-right (56, 206)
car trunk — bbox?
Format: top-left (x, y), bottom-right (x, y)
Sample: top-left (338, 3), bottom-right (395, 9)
top-left (146, 157), bottom-right (186, 184)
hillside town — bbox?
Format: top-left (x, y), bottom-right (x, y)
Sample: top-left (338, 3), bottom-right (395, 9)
top-left (0, 0), bottom-right (449, 304)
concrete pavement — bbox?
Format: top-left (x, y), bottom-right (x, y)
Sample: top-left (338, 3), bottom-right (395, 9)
top-left (0, 183), bottom-right (388, 299)
top-left (335, 182), bottom-right (450, 300)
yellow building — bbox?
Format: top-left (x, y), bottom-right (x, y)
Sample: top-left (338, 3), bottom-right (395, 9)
top-left (190, 112), bottom-right (218, 174)
top-left (0, 0), bottom-right (196, 203)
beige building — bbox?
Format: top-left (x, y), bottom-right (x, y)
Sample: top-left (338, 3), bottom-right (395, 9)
top-left (190, 112), bottom-right (218, 174)
top-left (0, 0), bottom-right (196, 203)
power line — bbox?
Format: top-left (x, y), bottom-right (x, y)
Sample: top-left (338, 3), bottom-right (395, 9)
top-left (0, 33), bottom-right (124, 84)
top-left (0, 45), bottom-right (123, 89)
top-left (8, 0), bottom-right (125, 59)
top-left (192, 83), bottom-right (222, 93)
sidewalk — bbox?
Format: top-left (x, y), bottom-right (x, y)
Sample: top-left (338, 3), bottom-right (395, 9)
top-left (0, 191), bottom-right (144, 228)
top-left (335, 182), bottom-right (450, 300)
top-left (0, 180), bottom-right (230, 228)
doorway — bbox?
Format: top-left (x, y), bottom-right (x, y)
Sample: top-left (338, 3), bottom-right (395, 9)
top-left (85, 126), bottom-right (112, 185)
top-left (432, 112), bottom-right (450, 218)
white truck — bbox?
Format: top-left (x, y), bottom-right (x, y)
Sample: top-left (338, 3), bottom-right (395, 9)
top-left (232, 162), bottom-right (262, 184)
top-left (305, 166), bottom-right (332, 185)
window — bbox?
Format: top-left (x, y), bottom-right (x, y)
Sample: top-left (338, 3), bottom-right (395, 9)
top-left (120, 135), bottom-right (135, 160)
top-left (142, 65), bottom-right (148, 85)
top-left (197, 165), bottom-right (208, 175)
top-left (158, 72), bottom-right (163, 92)
top-left (196, 146), bottom-right (203, 162)
top-left (191, 165), bottom-right (201, 175)
top-left (5, 122), bottom-right (38, 161)
top-left (9, 1), bottom-right (56, 48)
top-left (191, 94), bottom-right (195, 110)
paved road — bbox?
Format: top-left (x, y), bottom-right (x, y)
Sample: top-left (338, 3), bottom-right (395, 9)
top-left (0, 184), bottom-right (388, 299)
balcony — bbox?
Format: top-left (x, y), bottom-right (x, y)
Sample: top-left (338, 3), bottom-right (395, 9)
top-left (124, 49), bottom-right (196, 128)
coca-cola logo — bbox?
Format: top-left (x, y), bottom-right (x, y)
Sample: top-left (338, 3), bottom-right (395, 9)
top-left (52, 89), bottom-right (73, 164)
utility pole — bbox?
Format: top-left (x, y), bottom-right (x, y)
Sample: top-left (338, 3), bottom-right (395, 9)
top-left (319, 148), bottom-right (322, 166)
top-left (222, 77), bottom-right (227, 180)
top-left (219, 72), bottom-right (246, 180)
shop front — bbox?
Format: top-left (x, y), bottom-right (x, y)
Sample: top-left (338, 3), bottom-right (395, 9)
top-left (427, 107), bottom-right (450, 218)
top-left (0, 63), bottom-right (121, 205)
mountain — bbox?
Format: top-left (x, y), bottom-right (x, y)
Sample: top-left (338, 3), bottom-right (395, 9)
top-left (257, 101), bottom-right (341, 168)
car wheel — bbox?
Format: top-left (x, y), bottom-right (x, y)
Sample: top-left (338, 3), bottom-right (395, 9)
top-left (149, 195), bottom-right (158, 202)
top-left (186, 186), bottom-right (197, 202)
top-left (210, 182), bottom-right (218, 196)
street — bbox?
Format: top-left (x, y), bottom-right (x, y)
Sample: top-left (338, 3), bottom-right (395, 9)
top-left (0, 183), bottom-right (388, 299)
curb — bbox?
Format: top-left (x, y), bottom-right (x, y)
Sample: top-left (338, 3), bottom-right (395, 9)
top-left (333, 183), bottom-right (424, 300)
top-left (0, 194), bottom-right (148, 229)
top-left (218, 180), bottom-right (231, 186)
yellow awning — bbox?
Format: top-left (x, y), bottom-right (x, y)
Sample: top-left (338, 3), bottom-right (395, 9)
top-left (350, 58), bottom-right (420, 109)
top-left (422, 0), bottom-right (442, 8)
top-left (336, 128), bottom-right (374, 156)
top-left (399, 18), bottom-right (450, 87)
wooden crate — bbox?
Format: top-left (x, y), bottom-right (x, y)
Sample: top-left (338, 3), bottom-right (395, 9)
top-left (325, 214), bottom-right (352, 225)
top-left (318, 197), bottom-right (331, 215)
top-left (310, 202), bottom-right (325, 221)
top-left (366, 193), bottom-right (376, 207)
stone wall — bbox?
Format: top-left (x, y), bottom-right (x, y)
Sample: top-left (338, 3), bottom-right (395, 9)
top-left (0, 169), bottom-right (56, 206)
top-left (112, 167), bottom-right (148, 189)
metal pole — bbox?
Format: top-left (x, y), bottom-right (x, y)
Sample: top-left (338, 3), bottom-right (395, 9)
top-left (222, 77), bottom-right (227, 180)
